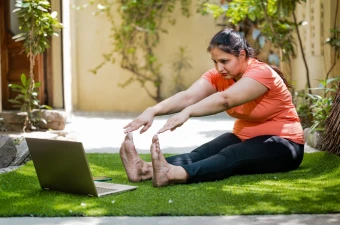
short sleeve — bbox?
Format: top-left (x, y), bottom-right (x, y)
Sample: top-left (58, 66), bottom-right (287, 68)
top-left (242, 63), bottom-right (280, 90)
top-left (201, 68), bottom-right (234, 92)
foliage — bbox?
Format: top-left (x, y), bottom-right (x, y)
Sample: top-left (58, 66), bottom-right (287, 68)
top-left (306, 77), bottom-right (340, 132)
top-left (326, 28), bottom-right (340, 58)
top-left (12, 0), bottom-right (62, 55)
top-left (9, 0), bottom-right (62, 130)
top-left (78, 0), bottom-right (192, 102)
top-left (8, 74), bottom-right (52, 129)
top-left (320, 82), bottom-right (340, 155)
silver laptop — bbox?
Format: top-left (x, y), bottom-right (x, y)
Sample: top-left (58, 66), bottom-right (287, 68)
top-left (26, 138), bottom-right (137, 197)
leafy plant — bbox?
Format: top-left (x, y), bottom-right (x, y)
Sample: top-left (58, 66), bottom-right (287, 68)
top-left (307, 77), bottom-right (340, 132)
top-left (320, 82), bottom-right (340, 155)
top-left (326, 28), bottom-right (340, 58)
top-left (8, 74), bottom-right (52, 129)
top-left (8, 0), bottom-right (62, 131)
top-left (76, 0), bottom-right (191, 102)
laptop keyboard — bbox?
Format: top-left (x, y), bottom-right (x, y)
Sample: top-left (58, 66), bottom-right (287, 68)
top-left (96, 186), bottom-right (118, 194)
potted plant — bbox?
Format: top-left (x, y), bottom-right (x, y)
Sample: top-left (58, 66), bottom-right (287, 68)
top-left (8, 0), bottom-right (63, 131)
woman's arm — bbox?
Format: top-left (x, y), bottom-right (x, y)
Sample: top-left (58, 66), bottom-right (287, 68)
top-left (124, 78), bottom-right (216, 133)
top-left (151, 78), bottom-right (216, 115)
top-left (157, 77), bottom-right (268, 133)
top-left (187, 77), bottom-right (268, 116)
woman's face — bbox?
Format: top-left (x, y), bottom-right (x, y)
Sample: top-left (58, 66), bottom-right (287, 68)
top-left (210, 47), bottom-right (247, 80)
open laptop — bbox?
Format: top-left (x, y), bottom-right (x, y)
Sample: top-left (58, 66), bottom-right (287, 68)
top-left (26, 138), bottom-right (137, 197)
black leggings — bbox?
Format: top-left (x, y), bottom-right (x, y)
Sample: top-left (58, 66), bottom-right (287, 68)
top-left (165, 133), bottom-right (304, 183)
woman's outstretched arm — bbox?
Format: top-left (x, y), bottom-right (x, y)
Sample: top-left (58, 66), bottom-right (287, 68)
top-left (124, 78), bottom-right (216, 134)
top-left (157, 77), bottom-right (268, 133)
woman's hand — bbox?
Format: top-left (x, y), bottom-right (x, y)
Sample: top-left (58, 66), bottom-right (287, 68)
top-left (157, 110), bottom-right (190, 134)
top-left (123, 108), bottom-right (155, 134)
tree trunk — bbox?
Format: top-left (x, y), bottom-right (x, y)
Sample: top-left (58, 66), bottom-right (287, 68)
top-left (320, 82), bottom-right (340, 155)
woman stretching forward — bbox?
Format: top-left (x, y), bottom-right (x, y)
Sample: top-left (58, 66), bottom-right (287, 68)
top-left (120, 28), bottom-right (304, 187)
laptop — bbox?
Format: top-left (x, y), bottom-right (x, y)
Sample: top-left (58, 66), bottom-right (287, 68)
top-left (26, 137), bottom-right (137, 197)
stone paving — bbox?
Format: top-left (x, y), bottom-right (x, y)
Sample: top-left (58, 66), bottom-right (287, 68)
top-left (0, 214), bottom-right (340, 225)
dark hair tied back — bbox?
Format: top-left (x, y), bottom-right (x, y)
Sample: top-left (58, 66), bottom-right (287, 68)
top-left (207, 28), bottom-right (255, 58)
top-left (207, 28), bottom-right (291, 88)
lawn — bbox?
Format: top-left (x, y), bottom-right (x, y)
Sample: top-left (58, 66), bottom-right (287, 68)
top-left (0, 152), bottom-right (339, 217)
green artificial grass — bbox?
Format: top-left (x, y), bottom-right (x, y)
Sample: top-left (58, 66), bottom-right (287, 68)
top-left (0, 152), bottom-right (339, 217)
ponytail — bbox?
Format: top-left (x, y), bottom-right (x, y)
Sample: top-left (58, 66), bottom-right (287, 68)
top-left (270, 65), bottom-right (291, 88)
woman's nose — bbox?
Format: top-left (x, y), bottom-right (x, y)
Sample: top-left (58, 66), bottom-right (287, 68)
top-left (217, 63), bottom-right (224, 72)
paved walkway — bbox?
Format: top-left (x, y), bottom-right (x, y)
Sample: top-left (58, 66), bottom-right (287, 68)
top-left (0, 111), bottom-right (335, 225)
top-left (0, 214), bottom-right (339, 225)
top-left (65, 111), bottom-right (236, 154)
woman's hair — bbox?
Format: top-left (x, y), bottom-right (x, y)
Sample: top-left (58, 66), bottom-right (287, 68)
top-left (207, 28), bottom-right (291, 88)
top-left (207, 28), bottom-right (255, 58)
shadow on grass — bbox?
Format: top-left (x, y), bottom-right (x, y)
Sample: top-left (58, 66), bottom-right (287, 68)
top-left (0, 152), bottom-right (339, 216)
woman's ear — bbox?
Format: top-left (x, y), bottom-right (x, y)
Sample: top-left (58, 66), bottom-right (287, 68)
top-left (239, 50), bottom-right (246, 60)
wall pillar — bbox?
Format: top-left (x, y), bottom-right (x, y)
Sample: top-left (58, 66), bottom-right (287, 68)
top-left (50, 0), bottom-right (63, 109)
top-left (62, 0), bottom-right (78, 120)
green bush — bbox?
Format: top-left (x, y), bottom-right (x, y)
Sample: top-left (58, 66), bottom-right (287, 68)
top-left (307, 77), bottom-right (340, 132)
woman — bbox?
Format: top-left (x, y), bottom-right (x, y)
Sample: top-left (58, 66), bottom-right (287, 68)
top-left (120, 28), bottom-right (304, 187)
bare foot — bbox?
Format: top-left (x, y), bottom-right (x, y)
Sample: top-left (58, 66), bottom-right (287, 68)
top-left (119, 133), bottom-right (152, 182)
top-left (151, 135), bottom-right (172, 187)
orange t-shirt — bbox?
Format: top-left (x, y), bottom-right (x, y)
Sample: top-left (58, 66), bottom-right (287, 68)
top-left (201, 59), bottom-right (304, 144)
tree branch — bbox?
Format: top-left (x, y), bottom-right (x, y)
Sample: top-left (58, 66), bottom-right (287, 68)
top-left (293, 10), bottom-right (311, 93)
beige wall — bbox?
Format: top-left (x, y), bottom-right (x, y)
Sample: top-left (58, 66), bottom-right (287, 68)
top-left (292, 0), bottom-right (340, 91)
top-left (155, 8), bottom-right (221, 98)
top-left (0, 1), bottom-right (338, 113)
top-left (72, 0), bottom-right (219, 112)
top-left (47, 0), bottom-right (340, 113)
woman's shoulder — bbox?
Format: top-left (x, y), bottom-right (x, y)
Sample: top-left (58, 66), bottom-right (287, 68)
top-left (201, 68), bottom-right (220, 83)
top-left (201, 68), bottom-right (233, 91)
top-left (244, 59), bottom-right (280, 89)
top-left (202, 68), bottom-right (219, 76)
top-left (246, 59), bottom-right (273, 75)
